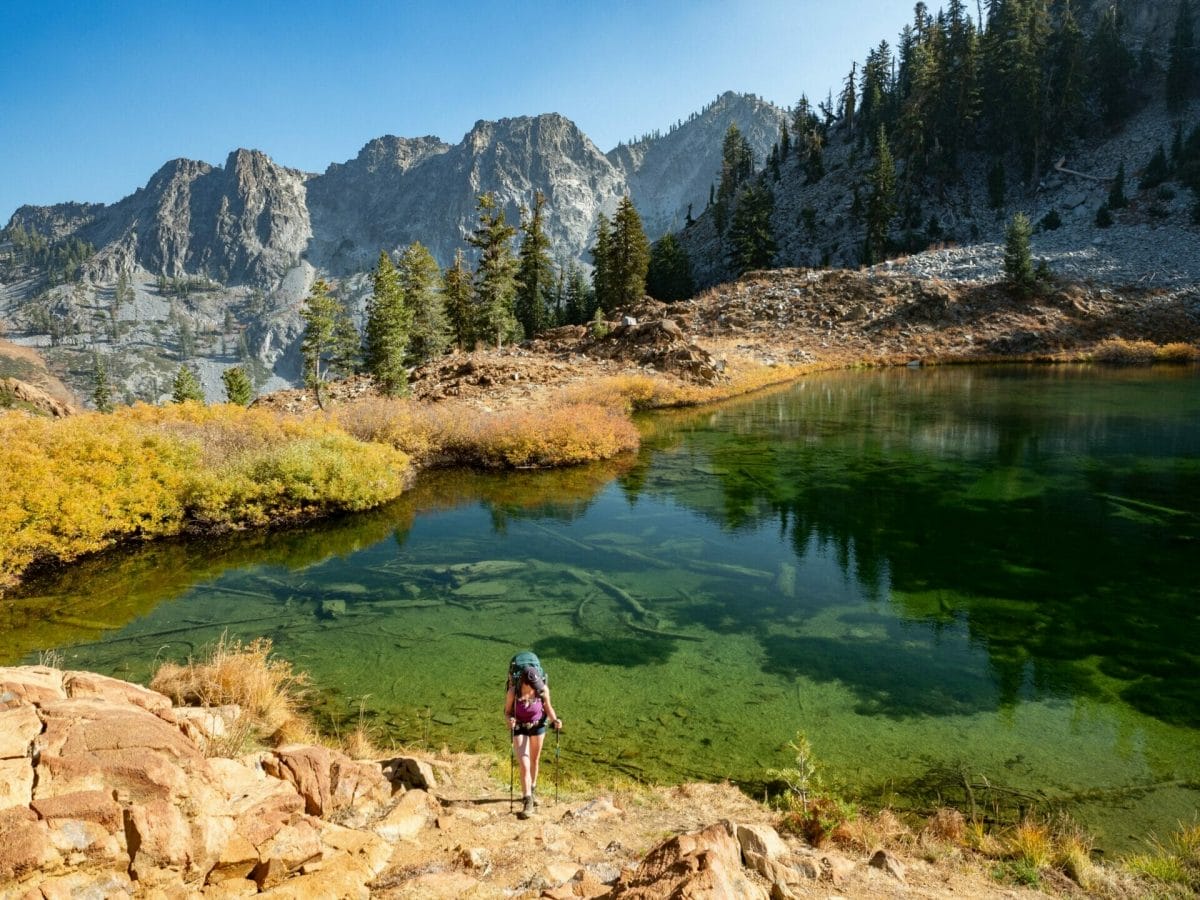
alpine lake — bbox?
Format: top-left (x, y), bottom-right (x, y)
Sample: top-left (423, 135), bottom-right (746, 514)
top-left (5, 365), bottom-right (1199, 854)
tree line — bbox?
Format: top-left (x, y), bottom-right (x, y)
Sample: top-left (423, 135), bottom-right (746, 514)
top-left (697, 0), bottom-right (1200, 271)
top-left (300, 190), bottom-right (697, 402)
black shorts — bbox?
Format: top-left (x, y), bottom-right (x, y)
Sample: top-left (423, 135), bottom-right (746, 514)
top-left (513, 719), bottom-right (547, 737)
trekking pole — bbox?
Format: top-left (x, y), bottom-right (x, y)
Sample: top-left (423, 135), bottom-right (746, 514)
top-left (554, 727), bottom-right (561, 805)
top-left (509, 725), bottom-right (515, 813)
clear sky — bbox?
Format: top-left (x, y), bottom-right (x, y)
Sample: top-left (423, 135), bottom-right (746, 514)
top-left (0, 1), bottom-right (920, 223)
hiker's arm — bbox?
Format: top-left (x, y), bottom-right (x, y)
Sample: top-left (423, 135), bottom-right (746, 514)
top-left (504, 687), bottom-right (515, 729)
top-left (541, 687), bottom-right (562, 730)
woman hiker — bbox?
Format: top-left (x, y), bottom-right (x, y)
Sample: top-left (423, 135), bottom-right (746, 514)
top-left (505, 660), bottom-right (562, 819)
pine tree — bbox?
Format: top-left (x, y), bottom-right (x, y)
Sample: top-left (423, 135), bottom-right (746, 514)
top-left (300, 278), bottom-right (353, 407)
top-left (514, 191), bottom-right (554, 338)
top-left (1092, 5), bottom-right (1136, 130)
top-left (864, 127), bottom-right (897, 265)
top-left (715, 125), bottom-right (754, 231)
top-left (727, 185), bottom-right (777, 276)
top-left (840, 62), bottom-right (858, 137)
top-left (443, 248), bottom-right (476, 350)
top-left (564, 265), bottom-right (594, 325)
top-left (1141, 144), bottom-right (1172, 189)
top-left (1003, 212), bottom-right (1036, 294)
top-left (1168, 0), bottom-right (1197, 114)
top-left (646, 234), bottom-right (695, 301)
top-left (591, 213), bottom-right (613, 313)
top-left (221, 366), bottom-right (254, 406)
top-left (608, 197), bottom-right (651, 308)
top-left (363, 251), bottom-right (410, 396)
top-left (91, 354), bottom-right (113, 413)
top-left (171, 365), bottom-right (204, 404)
top-left (400, 241), bottom-right (449, 364)
top-left (467, 194), bottom-right (519, 348)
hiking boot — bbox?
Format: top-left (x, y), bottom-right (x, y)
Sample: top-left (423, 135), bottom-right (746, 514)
top-left (531, 785), bottom-right (540, 807)
top-left (518, 795), bottom-right (535, 819)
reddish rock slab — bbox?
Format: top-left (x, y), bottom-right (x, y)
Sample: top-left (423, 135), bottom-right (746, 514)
top-left (0, 704), bottom-right (42, 759)
top-left (607, 821), bottom-right (768, 900)
top-left (32, 789), bottom-right (123, 834)
top-left (62, 670), bottom-right (175, 719)
top-left (0, 666), bottom-right (67, 708)
top-left (0, 806), bottom-right (63, 885)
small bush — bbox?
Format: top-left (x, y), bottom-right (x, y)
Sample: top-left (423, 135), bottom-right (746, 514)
top-left (1092, 338), bottom-right (1192, 365)
top-left (1095, 204), bottom-right (1114, 228)
top-left (151, 634), bottom-right (313, 747)
top-left (1039, 209), bottom-right (1062, 231)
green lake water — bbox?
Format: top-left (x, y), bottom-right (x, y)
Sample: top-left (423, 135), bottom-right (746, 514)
top-left (5, 365), bottom-right (1199, 853)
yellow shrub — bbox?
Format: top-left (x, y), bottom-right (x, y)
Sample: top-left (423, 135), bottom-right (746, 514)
top-left (0, 403), bottom-right (410, 592)
top-left (1092, 338), bottom-right (1163, 365)
top-left (1155, 342), bottom-right (1200, 364)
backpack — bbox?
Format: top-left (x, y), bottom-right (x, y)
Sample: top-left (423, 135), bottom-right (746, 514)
top-left (507, 651), bottom-right (547, 694)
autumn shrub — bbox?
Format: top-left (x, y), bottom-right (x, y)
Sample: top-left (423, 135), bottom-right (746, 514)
top-left (1155, 342), bottom-right (1200, 363)
top-left (151, 633), bottom-right (313, 746)
top-left (0, 402), bottom-right (410, 592)
top-left (337, 397), bottom-right (639, 468)
top-left (1092, 338), bottom-right (1164, 365)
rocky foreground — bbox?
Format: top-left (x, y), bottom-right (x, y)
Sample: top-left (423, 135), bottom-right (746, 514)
top-left (0, 665), bottom-right (1069, 899)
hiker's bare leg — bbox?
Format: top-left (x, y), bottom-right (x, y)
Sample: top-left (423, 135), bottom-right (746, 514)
top-left (513, 733), bottom-right (533, 795)
top-left (527, 733), bottom-right (544, 790)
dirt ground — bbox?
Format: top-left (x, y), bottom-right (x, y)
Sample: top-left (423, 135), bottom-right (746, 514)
top-left (367, 750), bottom-right (1086, 900)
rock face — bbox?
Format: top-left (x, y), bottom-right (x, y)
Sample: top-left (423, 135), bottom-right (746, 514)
top-left (609, 91), bottom-right (783, 239)
top-left (7, 92), bottom-right (782, 290)
top-left (0, 665), bottom-right (395, 897)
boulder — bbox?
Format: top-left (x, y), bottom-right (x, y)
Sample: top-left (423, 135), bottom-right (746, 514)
top-left (62, 670), bottom-right (174, 718)
top-left (28, 870), bottom-right (134, 899)
top-left (263, 745), bottom-right (334, 816)
top-left (0, 704), bottom-right (42, 758)
top-left (251, 817), bottom-right (325, 889)
top-left (0, 757), bottom-right (35, 811)
top-left (607, 821), bottom-right (768, 899)
top-left (125, 799), bottom-right (195, 886)
top-left (735, 823), bottom-right (790, 863)
top-left (869, 848), bottom-right (906, 882)
top-left (0, 665), bottom-right (68, 707)
top-left (387, 755), bottom-right (438, 791)
top-left (372, 788), bottom-right (431, 842)
top-left (0, 806), bottom-right (62, 885)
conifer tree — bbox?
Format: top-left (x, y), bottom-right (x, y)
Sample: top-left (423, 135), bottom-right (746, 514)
top-left (646, 234), bottom-right (695, 302)
top-left (515, 191), bottom-right (554, 338)
top-left (727, 185), bottom-right (777, 276)
top-left (1092, 5), bottom-right (1136, 130)
top-left (300, 278), bottom-right (354, 407)
top-left (1168, 0), bottom-right (1197, 114)
top-left (608, 197), bottom-right (651, 309)
top-left (363, 251), bottom-right (410, 396)
top-left (443, 249), bottom-right (476, 350)
top-left (1003, 212), bottom-right (1036, 295)
top-left (400, 241), bottom-right (449, 364)
top-left (91, 354), bottom-right (113, 413)
top-left (591, 213), bottom-right (613, 313)
top-left (564, 265), bottom-right (592, 325)
top-left (171, 365), bottom-right (204, 404)
top-left (715, 125), bottom-right (754, 231)
top-left (467, 194), bottom-right (519, 348)
top-left (840, 62), bottom-right (858, 137)
top-left (864, 127), bottom-right (897, 265)
top-left (221, 366), bottom-right (253, 406)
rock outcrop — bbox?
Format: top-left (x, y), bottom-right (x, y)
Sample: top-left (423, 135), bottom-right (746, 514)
top-left (0, 665), bottom-right (399, 897)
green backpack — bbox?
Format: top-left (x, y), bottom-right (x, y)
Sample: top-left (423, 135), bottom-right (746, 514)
top-left (507, 651), bottom-right (547, 693)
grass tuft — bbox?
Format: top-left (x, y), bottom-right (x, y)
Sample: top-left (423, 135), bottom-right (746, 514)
top-left (150, 633), bottom-right (313, 747)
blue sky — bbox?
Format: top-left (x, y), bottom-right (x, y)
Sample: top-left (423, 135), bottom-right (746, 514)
top-left (0, 1), bottom-right (919, 222)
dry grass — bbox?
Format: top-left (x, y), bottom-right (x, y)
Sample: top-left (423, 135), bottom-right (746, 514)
top-left (833, 808), bottom-right (911, 853)
top-left (334, 396), bottom-right (639, 468)
top-left (924, 807), bottom-right (967, 844)
top-left (1092, 338), bottom-right (1200, 365)
top-left (1124, 821), bottom-right (1200, 894)
top-left (150, 633), bottom-right (313, 746)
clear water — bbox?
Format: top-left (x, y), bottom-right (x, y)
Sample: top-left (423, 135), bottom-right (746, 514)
top-left (6, 365), bottom-right (1199, 852)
